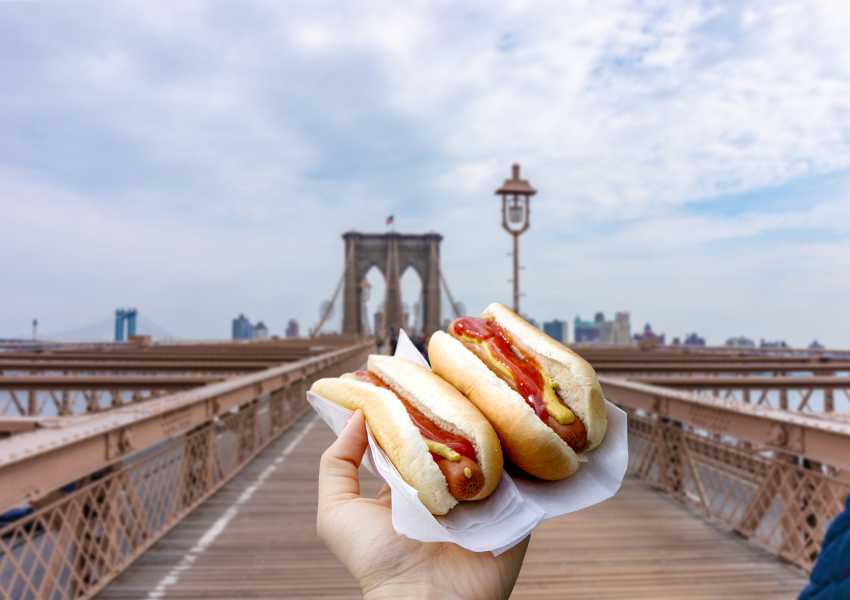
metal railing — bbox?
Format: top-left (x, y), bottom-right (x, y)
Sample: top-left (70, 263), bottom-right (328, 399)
top-left (2, 345), bottom-right (846, 598)
top-left (0, 375), bottom-right (229, 418)
top-left (628, 375), bottom-right (850, 414)
top-left (0, 339), bottom-right (360, 419)
top-left (602, 376), bottom-right (850, 572)
top-left (0, 341), bottom-right (373, 600)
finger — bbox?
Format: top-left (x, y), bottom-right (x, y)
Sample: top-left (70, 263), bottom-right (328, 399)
top-left (318, 409), bottom-right (368, 507)
top-left (374, 484), bottom-right (391, 508)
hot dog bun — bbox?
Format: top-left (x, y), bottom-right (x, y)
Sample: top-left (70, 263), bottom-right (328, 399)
top-left (428, 303), bottom-right (608, 480)
top-left (309, 356), bottom-right (503, 515)
top-left (429, 331), bottom-right (578, 480)
top-left (482, 303), bottom-right (608, 452)
top-left (310, 374), bottom-right (365, 410)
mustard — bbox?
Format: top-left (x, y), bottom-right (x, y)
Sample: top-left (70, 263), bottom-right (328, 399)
top-left (459, 332), bottom-right (576, 426)
top-left (463, 466), bottom-right (472, 479)
top-left (543, 379), bottom-right (576, 425)
top-left (480, 342), bottom-right (514, 381)
top-left (425, 439), bottom-right (461, 461)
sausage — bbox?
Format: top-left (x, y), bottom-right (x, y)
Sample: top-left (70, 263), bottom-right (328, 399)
top-left (434, 455), bottom-right (485, 500)
top-left (547, 415), bottom-right (588, 452)
top-left (463, 337), bottom-right (589, 454)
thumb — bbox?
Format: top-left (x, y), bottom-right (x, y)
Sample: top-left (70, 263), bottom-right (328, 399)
top-left (318, 409), bottom-right (368, 508)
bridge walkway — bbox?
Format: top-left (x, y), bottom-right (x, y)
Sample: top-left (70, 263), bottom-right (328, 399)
top-left (100, 414), bottom-right (807, 599)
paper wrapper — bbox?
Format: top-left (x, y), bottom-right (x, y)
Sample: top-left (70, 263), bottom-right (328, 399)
top-left (307, 330), bottom-right (629, 554)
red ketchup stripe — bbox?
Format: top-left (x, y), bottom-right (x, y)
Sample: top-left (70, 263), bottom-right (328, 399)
top-left (352, 371), bottom-right (477, 462)
top-left (451, 318), bottom-right (549, 421)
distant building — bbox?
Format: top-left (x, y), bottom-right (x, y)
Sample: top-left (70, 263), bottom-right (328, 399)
top-left (809, 340), bottom-right (824, 350)
top-left (285, 319), bottom-right (300, 338)
top-left (114, 308), bottom-right (138, 342)
top-left (232, 314), bottom-right (254, 340)
top-left (594, 312), bottom-right (611, 342)
top-left (543, 319), bottom-right (567, 343)
top-left (610, 312), bottom-right (631, 344)
top-left (573, 311), bottom-right (631, 344)
top-left (671, 337), bottom-right (681, 346)
top-left (574, 316), bottom-right (599, 343)
top-left (760, 339), bottom-right (787, 349)
top-left (254, 321), bottom-right (269, 340)
top-left (634, 323), bottom-right (665, 347)
top-left (725, 336), bottom-right (755, 348)
top-left (684, 332), bottom-right (706, 347)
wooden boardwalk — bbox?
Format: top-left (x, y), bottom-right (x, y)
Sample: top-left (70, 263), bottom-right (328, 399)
top-left (100, 414), bottom-right (807, 599)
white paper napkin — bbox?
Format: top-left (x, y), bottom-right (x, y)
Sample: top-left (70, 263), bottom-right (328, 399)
top-left (307, 329), bottom-right (628, 554)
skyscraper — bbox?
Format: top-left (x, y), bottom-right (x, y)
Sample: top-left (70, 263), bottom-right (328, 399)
top-left (612, 312), bottom-right (631, 344)
top-left (253, 321), bottom-right (269, 340)
top-left (574, 316), bottom-right (600, 343)
top-left (684, 332), bottom-right (706, 346)
top-left (285, 319), bottom-right (300, 338)
top-left (232, 314), bottom-right (254, 340)
top-left (574, 311), bottom-right (631, 344)
top-left (543, 319), bottom-right (567, 343)
top-left (634, 323), bottom-right (665, 346)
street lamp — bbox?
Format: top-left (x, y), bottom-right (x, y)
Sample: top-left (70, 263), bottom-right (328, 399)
top-left (495, 163), bottom-right (536, 313)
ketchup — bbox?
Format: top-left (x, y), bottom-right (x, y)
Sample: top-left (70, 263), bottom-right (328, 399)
top-left (452, 318), bottom-right (549, 421)
top-left (352, 371), bottom-right (477, 461)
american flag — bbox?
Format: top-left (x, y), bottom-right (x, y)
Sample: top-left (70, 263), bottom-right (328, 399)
top-left (386, 215), bottom-right (395, 226)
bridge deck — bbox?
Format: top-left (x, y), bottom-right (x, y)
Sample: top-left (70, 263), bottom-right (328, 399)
top-left (101, 415), bottom-right (806, 599)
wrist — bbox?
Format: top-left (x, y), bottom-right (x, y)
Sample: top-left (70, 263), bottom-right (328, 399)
top-left (362, 582), bottom-right (464, 600)
top-left (362, 583), bottom-right (422, 600)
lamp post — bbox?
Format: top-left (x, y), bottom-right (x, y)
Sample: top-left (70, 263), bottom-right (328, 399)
top-left (495, 163), bottom-right (537, 313)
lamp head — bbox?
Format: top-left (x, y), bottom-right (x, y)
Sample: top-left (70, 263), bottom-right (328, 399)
top-left (495, 163), bottom-right (537, 198)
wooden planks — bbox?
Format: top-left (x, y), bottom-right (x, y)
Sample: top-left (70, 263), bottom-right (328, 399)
top-left (100, 415), bottom-right (807, 600)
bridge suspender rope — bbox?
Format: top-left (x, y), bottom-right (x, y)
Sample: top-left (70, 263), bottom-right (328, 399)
top-left (309, 273), bottom-right (344, 338)
top-left (440, 271), bottom-right (462, 319)
top-left (310, 248), bottom-right (354, 338)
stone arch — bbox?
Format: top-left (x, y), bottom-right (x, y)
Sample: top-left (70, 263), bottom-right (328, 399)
top-left (342, 231), bottom-right (442, 340)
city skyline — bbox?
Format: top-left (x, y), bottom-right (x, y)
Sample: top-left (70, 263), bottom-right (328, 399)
top-left (3, 3), bottom-right (850, 347)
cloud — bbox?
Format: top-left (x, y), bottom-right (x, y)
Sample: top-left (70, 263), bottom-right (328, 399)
top-left (1, 1), bottom-right (850, 347)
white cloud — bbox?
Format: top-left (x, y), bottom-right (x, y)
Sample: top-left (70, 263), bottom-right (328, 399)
top-left (1, 1), bottom-right (850, 347)
top-left (355, 1), bottom-right (850, 219)
top-left (291, 22), bottom-right (335, 52)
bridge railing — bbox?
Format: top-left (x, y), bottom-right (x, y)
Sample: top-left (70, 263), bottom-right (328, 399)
top-left (602, 376), bottom-right (850, 572)
top-left (625, 375), bottom-right (850, 414)
top-left (0, 374), bottom-right (226, 418)
top-left (0, 338), bottom-right (362, 420)
top-left (0, 341), bottom-right (373, 600)
top-left (3, 349), bottom-right (845, 598)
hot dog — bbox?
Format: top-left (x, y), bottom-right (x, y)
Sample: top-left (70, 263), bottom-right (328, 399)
top-left (428, 303), bottom-right (608, 481)
top-left (310, 355), bottom-right (503, 515)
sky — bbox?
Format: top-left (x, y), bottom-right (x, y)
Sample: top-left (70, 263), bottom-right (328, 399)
top-left (2, 1), bottom-right (850, 347)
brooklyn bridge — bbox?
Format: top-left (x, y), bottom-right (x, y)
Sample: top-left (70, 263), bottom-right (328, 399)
top-left (1, 269), bottom-right (849, 598)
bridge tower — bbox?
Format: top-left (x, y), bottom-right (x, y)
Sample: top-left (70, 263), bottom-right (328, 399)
top-left (341, 232), bottom-right (442, 340)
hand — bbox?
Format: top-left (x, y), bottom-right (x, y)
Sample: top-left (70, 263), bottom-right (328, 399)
top-left (317, 409), bottom-right (530, 599)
